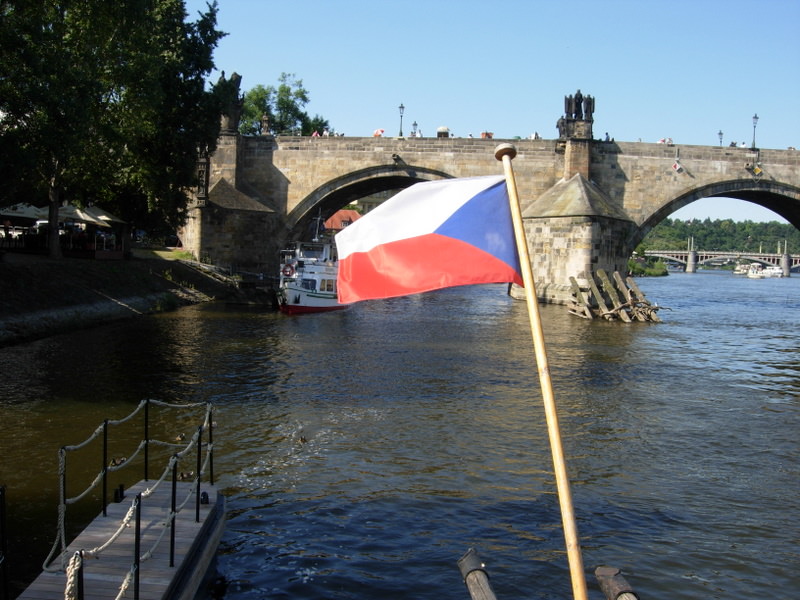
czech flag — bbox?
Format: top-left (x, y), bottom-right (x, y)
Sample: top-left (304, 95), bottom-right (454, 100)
top-left (335, 175), bottom-right (523, 303)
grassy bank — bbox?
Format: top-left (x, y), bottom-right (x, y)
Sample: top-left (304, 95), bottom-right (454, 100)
top-left (0, 248), bottom-right (258, 347)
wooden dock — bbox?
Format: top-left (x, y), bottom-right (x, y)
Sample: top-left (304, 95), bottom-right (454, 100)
top-left (18, 480), bottom-right (225, 600)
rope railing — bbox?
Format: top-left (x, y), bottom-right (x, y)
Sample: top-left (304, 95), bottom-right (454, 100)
top-left (41, 399), bottom-right (214, 578)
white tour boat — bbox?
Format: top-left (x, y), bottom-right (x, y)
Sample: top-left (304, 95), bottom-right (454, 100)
top-left (277, 237), bottom-right (348, 315)
top-left (732, 262), bottom-right (749, 275)
top-left (747, 263), bottom-right (784, 279)
top-left (762, 265), bottom-right (784, 278)
top-left (746, 264), bottom-right (765, 278)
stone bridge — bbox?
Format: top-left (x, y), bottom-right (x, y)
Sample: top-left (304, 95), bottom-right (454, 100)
top-left (182, 117), bottom-right (800, 304)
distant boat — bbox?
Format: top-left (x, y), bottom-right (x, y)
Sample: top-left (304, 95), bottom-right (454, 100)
top-left (746, 264), bottom-right (783, 279)
top-left (762, 265), bottom-right (784, 278)
top-left (732, 263), bottom-right (749, 275)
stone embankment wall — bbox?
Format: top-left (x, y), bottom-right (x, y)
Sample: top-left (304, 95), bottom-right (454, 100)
top-left (0, 254), bottom-right (260, 348)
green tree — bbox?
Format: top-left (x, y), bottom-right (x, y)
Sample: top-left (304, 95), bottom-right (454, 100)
top-left (239, 73), bottom-right (331, 136)
top-left (638, 217), bottom-right (800, 254)
top-left (272, 73), bottom-right (309, 135)
top-left (0, 0), bottom-right (225, 254)
top-left (239, 84), bottom-right (274, 135)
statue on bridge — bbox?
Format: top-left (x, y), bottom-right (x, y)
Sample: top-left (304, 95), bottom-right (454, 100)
top-left (217, 71), bottom-right (243, 133)
top-left (559, 90), bottom-right (595, 139)
top-left (583, 94), bottom-right (594, 121)
top-left (573, 89), bottom-right (584, 119)
top-left (564, 89), bottom-right (594, 121)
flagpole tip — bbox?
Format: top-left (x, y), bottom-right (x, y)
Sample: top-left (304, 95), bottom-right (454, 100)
top-left (494, 143), bottom-right (517, 161)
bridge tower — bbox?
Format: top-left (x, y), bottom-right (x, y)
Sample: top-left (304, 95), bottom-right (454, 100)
top-left (181, 72), bottom-right (283, 271)
top-left (514, 91), bottom-right (637, 303)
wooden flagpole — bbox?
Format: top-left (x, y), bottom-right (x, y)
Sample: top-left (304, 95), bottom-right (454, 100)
top-left (495, 143), bottom-right (589, 600)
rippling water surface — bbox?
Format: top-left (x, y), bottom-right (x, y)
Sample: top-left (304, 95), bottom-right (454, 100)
top-left (1, 271), bottom-right (797, 599)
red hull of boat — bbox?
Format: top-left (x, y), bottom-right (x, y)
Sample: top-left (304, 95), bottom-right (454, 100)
top-left (278, 303), bottom-right (349, 315)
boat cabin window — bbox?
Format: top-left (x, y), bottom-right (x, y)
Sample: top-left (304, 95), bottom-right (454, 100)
top-left (320, 279), bottom-right (336, 293)
top-left (299, 245), bottom-right (324, 260)
top-left (301, 279), bottom-right (316, 290)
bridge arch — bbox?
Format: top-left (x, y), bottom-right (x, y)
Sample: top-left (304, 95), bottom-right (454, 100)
top-left (632, 178), bottom-right (800, 248)
top-left (285, 164), bottom-right (453, 238)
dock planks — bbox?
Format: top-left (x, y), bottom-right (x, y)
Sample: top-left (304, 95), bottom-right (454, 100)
top-left (18, 480), bottom-right (224, 600)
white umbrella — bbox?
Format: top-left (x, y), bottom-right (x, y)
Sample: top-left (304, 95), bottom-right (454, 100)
top-left (59, 204), bottom-right (111, 228)
top-left (83, 205), bottom-right (126, 224)
top-left (0, 203), bottom-right (48, 220)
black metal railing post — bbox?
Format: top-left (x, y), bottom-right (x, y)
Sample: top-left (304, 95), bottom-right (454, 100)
top-left (102, 419), bottom-right (109, 516)
top-left (60, 447), bottom-right (68, 559)
top-left (144, 400), bottom-right (150, 481)
top-left (77, 550), bottom-right (85, 600)
top-left (170, 458), bottom-right (177, 567)
top-left (134, 494), bottom-right (141, 600)
top-left (208, 407), bottom-right (215, 485)
top-left (0, 486), bottom-right (8, 600)
top-left (195, 425), bottom-right (202, 523)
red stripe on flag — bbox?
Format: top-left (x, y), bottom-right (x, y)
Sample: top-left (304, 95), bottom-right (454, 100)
top-left (337, 233), bottom-right (523, 304)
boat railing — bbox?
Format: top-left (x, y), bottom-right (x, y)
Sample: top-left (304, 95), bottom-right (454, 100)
top-left (39, 399), bottom-right (215, 600)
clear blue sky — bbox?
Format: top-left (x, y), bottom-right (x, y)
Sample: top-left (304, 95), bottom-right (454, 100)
top-left (185, 0), bottom-right (799, 223)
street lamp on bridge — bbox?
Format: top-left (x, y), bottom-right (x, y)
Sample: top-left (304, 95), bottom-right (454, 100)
top-left (751, 113), bottom-right (759, 149)
top-left (398, 103), bottom-right (405, 137)
top-left (718, 130), bottom-right (723, 146)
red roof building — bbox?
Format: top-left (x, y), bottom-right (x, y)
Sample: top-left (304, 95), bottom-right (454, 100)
top-left (324, 209), bottom-right (360, 233)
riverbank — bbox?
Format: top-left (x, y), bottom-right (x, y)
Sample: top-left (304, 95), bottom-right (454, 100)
top-left (0, 249), bottom-right (274, 347)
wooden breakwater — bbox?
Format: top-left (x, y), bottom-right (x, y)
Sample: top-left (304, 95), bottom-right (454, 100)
top-left (569, 269), bottom-right (662, 322)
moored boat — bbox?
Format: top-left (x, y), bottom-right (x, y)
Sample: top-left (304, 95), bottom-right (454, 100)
top-left (762, 265), bottom-right (784, 277)
top-left (732, 262), bottom-right (749, 275)
top-left (747, 263), bottom-right (765, 278)
top-left (746, 263), bottom-right (784, 279)
top-left (277, 237), bottom-right (348, 314)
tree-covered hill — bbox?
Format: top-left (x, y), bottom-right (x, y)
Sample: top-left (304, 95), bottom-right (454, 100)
top-left (639, 218), bottom-right (800, 253)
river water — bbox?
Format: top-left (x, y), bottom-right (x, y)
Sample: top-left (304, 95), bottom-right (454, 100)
top-left (1, 271), bottom-right (798, 599)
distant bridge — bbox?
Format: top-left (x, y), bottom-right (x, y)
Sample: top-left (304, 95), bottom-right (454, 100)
top-left (644, 249), bottom-right (800, 274)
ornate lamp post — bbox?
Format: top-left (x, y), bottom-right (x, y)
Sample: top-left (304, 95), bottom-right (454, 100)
top-left (412, 121), bottom-right (418, 137)
top-left (718, 130), bottom-right (723, 146)
top-left (398, 103), bottom-right (405, 137)
top-left (751, 113), bottom-right (759, 149)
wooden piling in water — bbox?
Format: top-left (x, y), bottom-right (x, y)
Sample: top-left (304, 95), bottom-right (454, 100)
top-left (569, 271), bottom-right (663, 322)
top-left (594, 565), bottom-right (639, 600)
top-left (457, 548), bottom-right (497, 600)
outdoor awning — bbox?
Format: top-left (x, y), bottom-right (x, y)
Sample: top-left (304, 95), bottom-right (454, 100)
top-left (1, 202), bottom-right (126, 227)
top-left (59, 205), bottom-right (111, 228)
top-left (0, 203), bottom-right (48, 220)
top-left (83, 205), bottom-right (126, 225)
